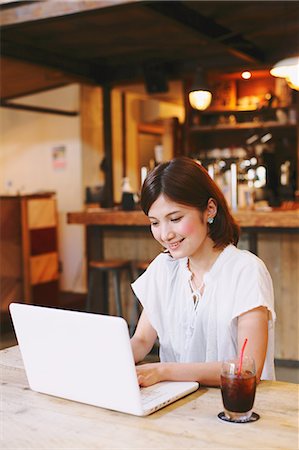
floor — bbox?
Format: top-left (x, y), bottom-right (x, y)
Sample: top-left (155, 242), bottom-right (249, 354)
top-left (1, 293), bottom-right (298, 384)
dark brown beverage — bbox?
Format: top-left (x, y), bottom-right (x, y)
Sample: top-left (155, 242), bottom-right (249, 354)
top-left (221, 371), bottom-right (256, 413)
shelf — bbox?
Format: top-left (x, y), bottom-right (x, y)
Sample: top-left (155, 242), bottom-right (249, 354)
top-left (190, 121), bottom-right (296, 133)
top-left (200, 105), bottom-right (296, 114)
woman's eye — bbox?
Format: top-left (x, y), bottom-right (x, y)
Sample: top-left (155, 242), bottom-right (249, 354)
top-left (150, 221), bottom-right (158, 227)
top-left (171, 217), bottom-right (182, 223)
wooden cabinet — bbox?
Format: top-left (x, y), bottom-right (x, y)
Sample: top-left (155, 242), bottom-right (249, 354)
top-left (0, 193), bottom-right (59, 313)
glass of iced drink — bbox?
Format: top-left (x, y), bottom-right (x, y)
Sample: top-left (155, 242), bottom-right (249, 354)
top-left (220, 356), bottom-right (257, 423)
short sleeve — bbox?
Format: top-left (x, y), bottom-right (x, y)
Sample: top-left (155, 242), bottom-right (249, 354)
top-left (131, 253), bottom-right (168, 332)
top-left (231, 256), bottom-right (276, 325)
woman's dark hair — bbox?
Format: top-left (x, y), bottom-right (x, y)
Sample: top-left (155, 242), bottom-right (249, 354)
top-left (141, 156), bottom-right (239, 248)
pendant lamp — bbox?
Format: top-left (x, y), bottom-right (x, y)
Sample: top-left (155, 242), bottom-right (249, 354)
top-left (189, 68), bottom-right (212, 110)
top-left (270, 56), bottom-right (299, 91)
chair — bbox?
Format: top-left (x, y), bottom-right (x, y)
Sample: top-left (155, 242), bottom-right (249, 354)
top-left (86, 259), bottom-right (133, 316)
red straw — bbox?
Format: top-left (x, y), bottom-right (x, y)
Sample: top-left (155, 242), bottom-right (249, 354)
top-left (237, 338), bottom-right (248, 377)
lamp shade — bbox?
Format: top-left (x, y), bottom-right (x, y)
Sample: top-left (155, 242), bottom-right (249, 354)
top-left (189, 68), bottom-right (212, 110)
top-left (189, 91), bottom-right (212, 110)
top-left (270, 56), bottom-right (299, 91)
top-left (286, 70), bottom-right (299, 91)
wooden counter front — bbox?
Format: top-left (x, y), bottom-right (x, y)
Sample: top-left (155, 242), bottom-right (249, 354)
top-left (67, 208), bottom-right (299, 229)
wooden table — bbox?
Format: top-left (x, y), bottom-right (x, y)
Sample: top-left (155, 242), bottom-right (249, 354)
top-left (1, 346), bottom-right (298, 449)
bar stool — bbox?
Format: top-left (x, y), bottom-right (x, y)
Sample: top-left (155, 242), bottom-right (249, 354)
top-left (133, 260), bottom-right (151, 276)
top-left (86, 259), bottom-right (133, 316)
top-left (131, 259), bottom-right (159, 358)
top-left (130, 259), bottom-right (151, 335)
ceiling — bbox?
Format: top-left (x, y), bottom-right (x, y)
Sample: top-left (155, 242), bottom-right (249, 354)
top-left (1, 0), bottom-right (299, 101)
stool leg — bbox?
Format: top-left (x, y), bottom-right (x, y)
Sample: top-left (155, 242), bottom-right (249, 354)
top-left (128, 267), bottom-right (139, 336)
top-left (113, 270), bottom-right (123, 317)
top-left (130, 294), bottom-right (143, 337)
top-left (86, 269), bottom-right (94, 312)
top-left (102, 271), bottom-right (109, 314)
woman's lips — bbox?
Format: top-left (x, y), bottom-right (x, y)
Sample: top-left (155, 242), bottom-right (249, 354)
top-left (168, 239), bottom-right (184, 250)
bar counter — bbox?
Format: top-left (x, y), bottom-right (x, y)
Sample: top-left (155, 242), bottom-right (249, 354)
top-left (1, 346), bottom-right (298, 449)
top-left (67, 207), bottom-right (299, 361)
top-left (67, 207), bottom-right (299, 229)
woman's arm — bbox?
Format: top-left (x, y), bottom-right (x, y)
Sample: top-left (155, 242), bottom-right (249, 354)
top-left (136, 360), bottom-right (222, 387)
top-left (237, 305), bottom-right (268, 382)
top-left (135, 306), bottom-right (269, 387)
top-left (131, 310), bottom-right (157, 363)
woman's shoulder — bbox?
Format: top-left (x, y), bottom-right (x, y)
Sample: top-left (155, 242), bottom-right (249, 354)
top-left (225, 245), bottom-right (270, 276)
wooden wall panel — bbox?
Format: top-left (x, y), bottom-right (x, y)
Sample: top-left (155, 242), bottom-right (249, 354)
top-left (103, 229), bottom-right (161, 263)
top-left (258, 233), bottom-right (299, 360)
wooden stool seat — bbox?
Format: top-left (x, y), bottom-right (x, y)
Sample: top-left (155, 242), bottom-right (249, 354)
top-left (89, 259), bottom-right (132, 270)
top-left (86, 259), bottom-right (133, 317)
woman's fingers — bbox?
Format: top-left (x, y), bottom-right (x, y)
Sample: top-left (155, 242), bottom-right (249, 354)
top-left (136, 363), bottom-right (159, 387)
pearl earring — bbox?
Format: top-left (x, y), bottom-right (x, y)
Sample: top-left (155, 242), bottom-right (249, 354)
top-left (207, 217), bottom-right (214, 224)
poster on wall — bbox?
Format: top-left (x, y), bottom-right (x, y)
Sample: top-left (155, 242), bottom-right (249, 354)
top-left (52, 145), bottom-right (67, 170)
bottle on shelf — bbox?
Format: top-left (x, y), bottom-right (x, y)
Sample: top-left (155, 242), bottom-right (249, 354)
top-left (121, 177), bottom-right (135, 211)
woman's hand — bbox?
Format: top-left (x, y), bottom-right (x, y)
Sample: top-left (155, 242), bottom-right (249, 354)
top-left (136, 362), bottom-right (162, 387)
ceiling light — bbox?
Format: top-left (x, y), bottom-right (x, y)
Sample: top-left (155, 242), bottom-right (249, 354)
top-left (189, 68), bottom-right (212, 110)
top-left (270, 56), bottom-right (299, 91)
top-left (286, 70), bottom-right (299, 91)
top-left (241, 71), bottom-right (251, 80)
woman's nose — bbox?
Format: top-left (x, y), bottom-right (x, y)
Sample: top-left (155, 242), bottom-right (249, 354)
top-left (160, 223), bottom-right (175, 241)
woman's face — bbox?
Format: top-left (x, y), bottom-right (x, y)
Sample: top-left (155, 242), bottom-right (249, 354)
top-left (148, 194), bottom-right (212, 259)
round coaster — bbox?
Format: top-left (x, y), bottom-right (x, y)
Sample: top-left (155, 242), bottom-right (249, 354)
top-left (217, 411), bottom-right (260, 424)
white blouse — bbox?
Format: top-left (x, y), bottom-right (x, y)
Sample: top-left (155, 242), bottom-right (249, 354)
top-left (131, 245), bottom-right (276, 380)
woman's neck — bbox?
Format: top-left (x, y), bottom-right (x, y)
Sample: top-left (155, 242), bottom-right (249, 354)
top-left (188, 242), bottom-right (223, 291)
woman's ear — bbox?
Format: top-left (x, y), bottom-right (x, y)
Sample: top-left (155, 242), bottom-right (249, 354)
top-left (206, 198), bottom-right (217, 220)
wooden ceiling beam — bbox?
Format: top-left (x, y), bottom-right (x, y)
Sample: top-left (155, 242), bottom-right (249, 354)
top-left (1, 40), bottom-right (186, 89)
top-left (144, 1), bottom-right (265, 64)
top-left (0, 56), bottom-right (81, 100)
top-left (1, 40), bottom-right (100, 84)
top-left (0, 0), bottom-right (137, 27)
top-left (1, 41), bottom-right (156, 88)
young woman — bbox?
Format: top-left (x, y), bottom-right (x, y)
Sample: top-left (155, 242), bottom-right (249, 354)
top-left (131, 157), bottom-right (275, 387)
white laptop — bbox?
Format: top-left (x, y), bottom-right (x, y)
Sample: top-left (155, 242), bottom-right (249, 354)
top-left (9, 303), bottom-right (199, 416)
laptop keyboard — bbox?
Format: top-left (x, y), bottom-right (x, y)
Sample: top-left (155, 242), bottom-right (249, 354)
top-left (140, 384), bottom-right (169, 406)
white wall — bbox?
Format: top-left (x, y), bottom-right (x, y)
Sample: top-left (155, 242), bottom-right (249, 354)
top-left (0, 84), bottom-right (86, 293)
